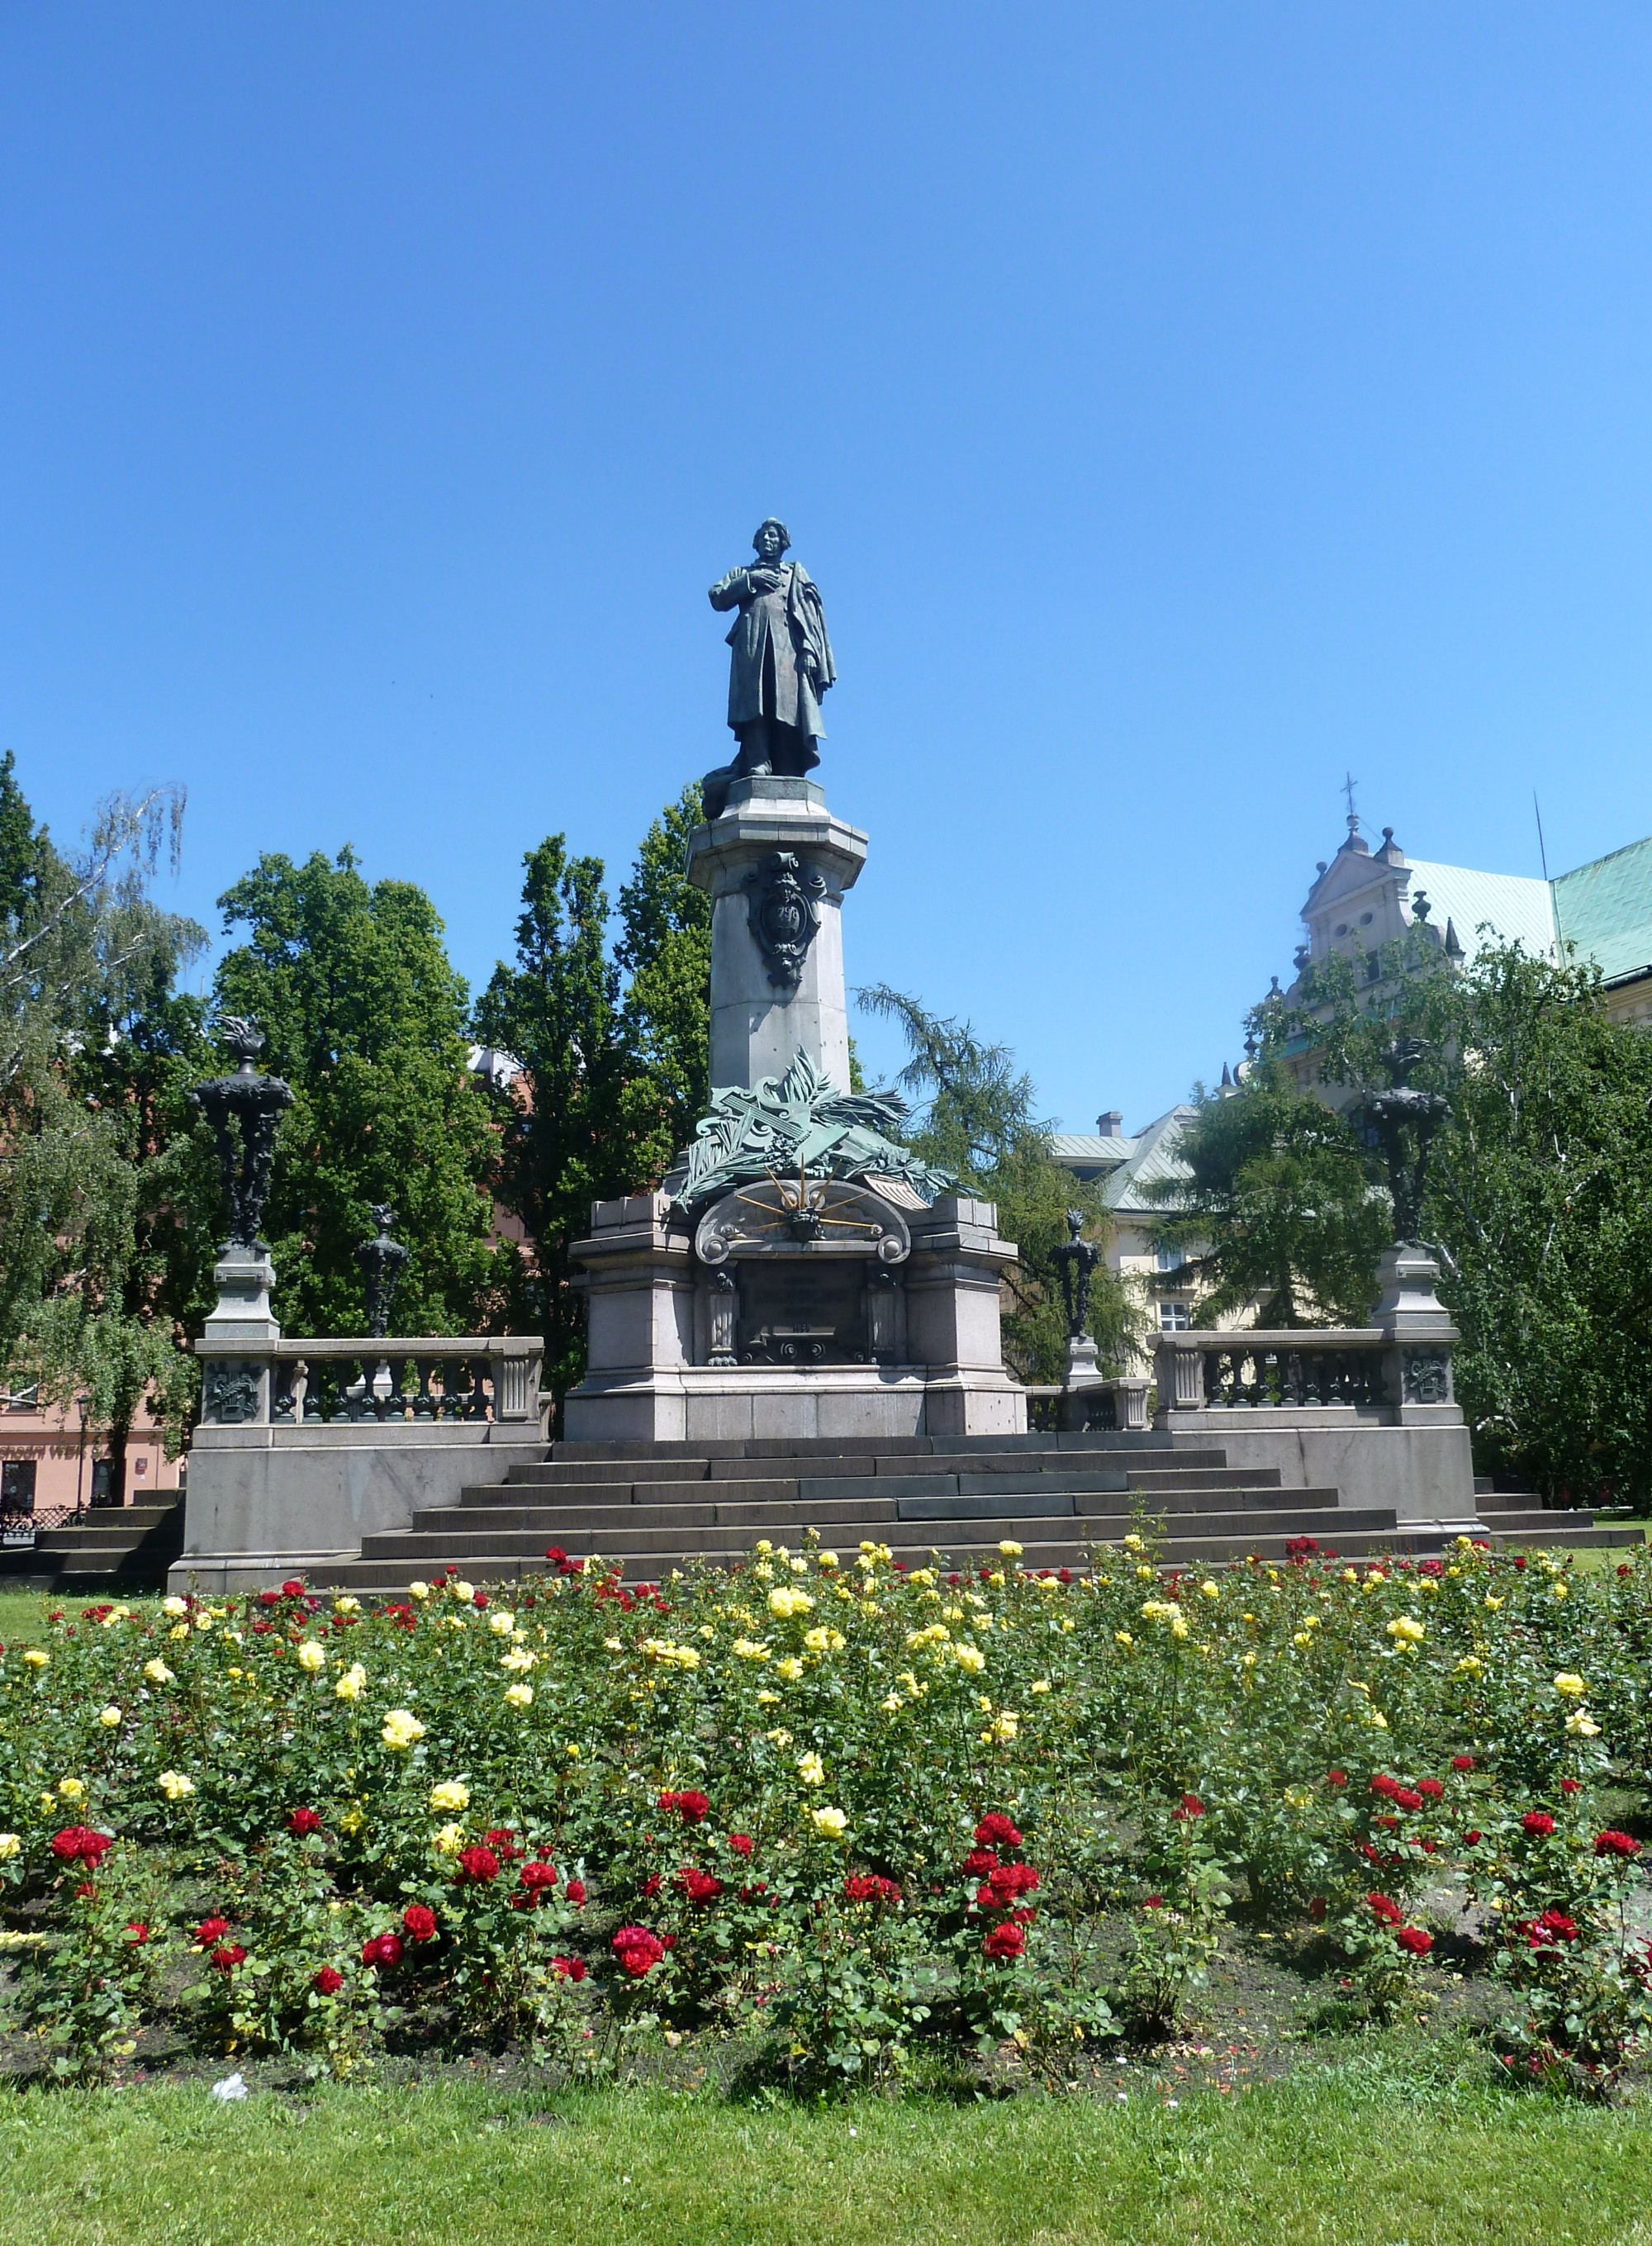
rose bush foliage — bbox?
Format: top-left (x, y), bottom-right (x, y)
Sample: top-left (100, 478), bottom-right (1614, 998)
top-left (2, 1533), bottom-right (1651, 2090)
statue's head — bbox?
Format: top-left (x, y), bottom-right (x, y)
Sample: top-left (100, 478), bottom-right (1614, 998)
top-left (752, 518), bottom-right (790, 562)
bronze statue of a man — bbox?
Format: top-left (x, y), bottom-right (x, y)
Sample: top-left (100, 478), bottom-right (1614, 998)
top-left (702, 519), bottom-right (835, 819)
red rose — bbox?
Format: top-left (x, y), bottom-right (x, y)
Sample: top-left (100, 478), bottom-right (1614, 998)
top-left (553, 1955), bottom-right (587, 1982)
top-left (402, 1905), bottom-right (439, 1942)
top-left (658, 1790), bottom-right (710, 1824)
top-left (1521, 1812), bottom-right (1556, 1837)
top-left (544, 1546), bottom-right (567, 1568)
top-left (1512, 1555), bottom-right (1527, 1570)
top-left (280, 1579), bottom-right (306, 1598)
top-left (1393, 1788), bottom-right (1423, 1813)
top-left (287, 1807), bottom-right (323, 1835)
top-left (1326, 1770), bottom-right (1348, 1789)
top-left (1596, 1830), bottom-right (1643, 1859)
top-left (676, 1866), bottom-right (724, 1904)
top-left (1559, 1778), bottom-right (1581, 1796)
top-left (456, 1845), bottom-right (501, 1884)
top-left (258, 1590), bottom-right (281, 1607)
top-left (1142, 1896), bottom-right (1163, 1910)
top-left (51, 1826), bottom-right (113, 1867)
top-left (1366, 1893), bottom-right (1403, 1925)
top-left (611, 1925), bottom-right (665, 1978)
top-left (843, 1873), bottom-right (902, 1906)
top-left (472, 1590), bottom-right (488, 1610)
top-left (973, 1813), bottom-right (1023, 1851)
top-left (1462, 1831), bottom-right (1482, 1847)
top-left (639, 1873), bottom-right (662, 1899)
top-left (1522, 1910), bottom-right (1579, 1948)
top-left (1370, 1774), bottom-right (1401, 1800)
top-left (1617, 1564), bottom-right (1633, 1578)
top-left (1175, 1793), bottom-right (1205, 1821)
top-left (125, 1922), bottom-right (150, 1944)
top-left (313, 1965), bottom-right (344, 1995)
top-left (982, 1921), bottom-right (1026, 1961)
top-left (193, 1915), bottom-right (231, 1946)
top-left (727, 1834), bottom-right (754, 1859)
top-left (961, 1848), bottom-right (999, 1876)
top-left (1057, 1568), bottom-right (1074, 1584)
top-left (211, 1943), bottom-right (248, 1974)
top-left (565, 1878), bottom-right (586, 1907)
top-left (1416, 1779), bottom-right (1444, 1802)
top-left (1395, 1926), bottom-right (1432, 1956)
top-left (483, 1829), bottom-right (524, 1862)
top-left (1451, 1755), bottom-right (1475, 1773)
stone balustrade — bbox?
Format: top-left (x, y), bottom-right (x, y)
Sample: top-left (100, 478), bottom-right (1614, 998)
top-left (197, 1337), bottom-right (544, 1432)
top-left (1154, 1328), bottom-right (1393, 1415)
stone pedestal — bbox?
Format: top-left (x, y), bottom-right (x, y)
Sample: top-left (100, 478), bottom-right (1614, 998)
top-left (686, 777), bottom-right (867, 1092)
top-left (564, 1190), bottom-right (1027, 1443)
top-left (1373, 1241), bottom-right (1461, 1422)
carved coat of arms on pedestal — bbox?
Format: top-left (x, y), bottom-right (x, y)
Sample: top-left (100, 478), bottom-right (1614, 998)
top-left (743, 852), bottom-right (826, 993)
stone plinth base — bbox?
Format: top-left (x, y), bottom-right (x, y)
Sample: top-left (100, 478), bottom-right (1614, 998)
top-left (565, 1189), bottom-right (1028, 1446)
top-left (564, 1363), bottom-right (1027, 1446)
top-left (170, 1422), bottom-right (546, 1594)
top-left (1161, 1413), bottom-right (1477, 1527)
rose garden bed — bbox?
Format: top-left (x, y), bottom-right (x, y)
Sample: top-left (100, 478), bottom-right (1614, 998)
top-left (2, 1531), bottom-right (1651, 2099)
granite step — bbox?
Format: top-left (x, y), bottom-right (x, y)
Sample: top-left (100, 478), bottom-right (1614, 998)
top-left (354, 1502), bottom-right (1395, 1566)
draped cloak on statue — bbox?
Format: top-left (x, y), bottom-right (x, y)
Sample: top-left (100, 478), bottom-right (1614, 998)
top-left (708, 561), bottom-right (836, 749)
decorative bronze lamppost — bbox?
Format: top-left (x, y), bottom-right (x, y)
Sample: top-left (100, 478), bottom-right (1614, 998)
top-left (358, 1204), bottom-right (410, 1341)
top-left (189, 1017), bottom-right (293, 1422)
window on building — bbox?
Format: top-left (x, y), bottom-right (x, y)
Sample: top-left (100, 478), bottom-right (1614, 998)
top-left (1158, 1302), bottom-right (1191, 1332)
top-left (1, 1460), bottom-right (37, 1511)
top-left (0, 1385), bottom-right (39, 1411)
top-left (1155, 1246), bottom-right (1185, 1274)
top-left (90, 1458), bottom-right (112, 1504)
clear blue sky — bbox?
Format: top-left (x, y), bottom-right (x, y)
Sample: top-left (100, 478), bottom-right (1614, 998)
top-left (5, 5), bottom-right (1651, 1133)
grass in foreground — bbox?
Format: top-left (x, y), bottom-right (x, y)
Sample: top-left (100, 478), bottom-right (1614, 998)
top-left (0, 2050), bottom-right (1648, 2246)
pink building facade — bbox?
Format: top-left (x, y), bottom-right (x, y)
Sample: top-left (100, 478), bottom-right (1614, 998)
top-left (0, 1387), bottom-right (183, 1517)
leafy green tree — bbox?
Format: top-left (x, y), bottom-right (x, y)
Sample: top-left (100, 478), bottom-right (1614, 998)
top-left (1142, 1062), bottom-right (1389, 1328)
top-left (472, 833), bottom-right (629, 1402)
top-left (0, 765), bottom-right (210, 1495)
top-left (857, 985), bottom-right (1135, 1382)
top-left (1275, 943), bottom-right (1652, 1503)
top-left (472, 795), bottom-right (718, 1413)
top-left (213, 850), bottom-right (505, 1337)
top-left (615, 783), bottom-right (712, 1175)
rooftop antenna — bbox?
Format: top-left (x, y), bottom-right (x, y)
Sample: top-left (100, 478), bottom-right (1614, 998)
top-left (1533, 790), bottom-right (1550, 882)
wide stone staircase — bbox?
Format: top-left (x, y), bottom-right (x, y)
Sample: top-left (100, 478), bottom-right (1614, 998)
top-left (0, 1495), bottom-right (187, 1590)
top-left (311, 1432), bottom-right (1635, 1593)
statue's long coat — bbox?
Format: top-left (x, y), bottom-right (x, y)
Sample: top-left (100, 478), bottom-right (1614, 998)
top-left (708, 562), bottom-right (835, 739)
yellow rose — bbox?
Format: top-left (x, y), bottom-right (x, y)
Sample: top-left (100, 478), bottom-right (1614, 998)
top-left (161, 1595), bottom-right (188, 1618)
top-left (990, 1712), bottom-right (1018, 1743)
top-left (0, 1835), bottom-right (18, 1861)
top-left (22, 1650), bottom-right (49, 1671)
top-left (504, 1683), bottom-right (534, 1709)
top-left (489, 1611), bottom-right (515, 1636)
top-left (768, 1586), bottom-right (814, 1620)
top-left (954, 1644), bottom-right (987, 1674)
top-left (881, 1693), bottom-right (904, 1712)
top-left (998, 1540), bottom-right (1023, 1559)
top-left (56, 1777), bottom-right (84, 1802)
top-left (1553, 1673), bottom-right (1588, 1698)
top-left (816, 1550), bottom-right (839, 1571)
top-left (450, 1580), bottom-right (476, 1603)
top-left (501, 1647), bottom-right (537, 1673)
top-left (297, 1640), bottom-right (326, 1672)
top-left (796, 1751), bottom-right (826, 1786)
top-left (1565, 1710), bottom-right (1602, 1737)
top-left (433, 1821), bottom-right (465, 1855)
top-left (142, 1658), bottom-right (172, 1685)
top-left (333, 1596), bottom-right (361, 1614)
top-left (732, 1639), bottom-right (771, 1661)
top-left (157, 1770), bottom-right (195, 1801)
top-left (99, 1706), bottom-right (121, 1728)
top-left (811, 1806), bottom-right (848, 1840)
top-left (409, 1581), bottom-right (431, 1602)
top-left (773, 1658), bottom-right (805, 1682)
top-left (1199, 1580), bottom-right (1220, 1600)
top-left (335, 1664), bottom-right (367, 1701)
top-left (1030, 1679), bottom-right (1051, 1694)
top-left (381, 1709), bottom-right (425, 1750)
top-left (429, 1780), bottom-right (470, 1813)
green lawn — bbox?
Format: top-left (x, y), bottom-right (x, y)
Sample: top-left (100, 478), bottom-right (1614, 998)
top-left (0, 2053), bottom-right (1645, 2246)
